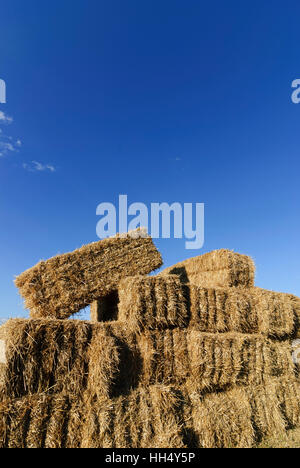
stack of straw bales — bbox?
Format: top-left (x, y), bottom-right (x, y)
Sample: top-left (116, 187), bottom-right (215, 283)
top-left (1, 238), bottom-right (300, 448)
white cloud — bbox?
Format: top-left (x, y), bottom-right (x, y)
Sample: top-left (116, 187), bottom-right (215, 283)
top-left (0, 140), bottom-right (20, 157)
top-left (0, 111), bottom-right (21, 157)
top-left (23, 161), bottom-right (56, 173)
top-left (0, 111), bottom-right (13, 124)
top-left (1, 142), bottom-right (14, 152)
top-left (0, 134), bottom-right (21, 157)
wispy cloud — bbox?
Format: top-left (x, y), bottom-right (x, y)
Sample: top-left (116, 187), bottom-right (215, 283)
top-left (0, 128), bottom-right (21, 157)
top-left (168, 156), bottom-right (182, 162)
top-left (23, 161), bottom-right (56, 173)
top-left (0, 109), bottom-right (21, 157)
top-left (0, 111), bottom-right (13, 124)
top-left (0, 111), bottom-right (55, 174)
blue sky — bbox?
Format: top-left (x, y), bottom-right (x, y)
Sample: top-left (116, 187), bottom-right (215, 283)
top-left (0, 0), bottom-right (300, 319)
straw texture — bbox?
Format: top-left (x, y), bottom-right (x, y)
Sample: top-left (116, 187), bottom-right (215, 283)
top-left (160, 249), bottom-right (255, 288)
top-left (117, 278), bottom-right (297, 337)
top-left (118, 275), bottom-right (189, 331)
top-left (1, 377), bottom-right (300, 448)
top-left (0, 319), bottom-right (93, 399)
top-left (189, 285), bottom-right (297, 338)
top-left (15, 230), bottom-right (162, 319)
top-left (136, 329), bottom-right (295, 390)
top-left (0, 319), bottom-right (132, 400)
top-left (0, 319), bottom-right (295, 401)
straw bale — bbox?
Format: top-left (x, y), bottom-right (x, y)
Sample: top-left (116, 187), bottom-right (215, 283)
top-left (1, 377), bottom-right (300, 448)
top-left (118, 275), bottom-right (189, 331)
top-left (189, 285), bottom-right (297, 338)
top-left (81, 395), bottom-right (115, 448)
top-left (252, 287), bottom-right (299, 337)
top-left (102, 323), bottom-right (142, 397)
top-left (81, 385), bottom-right (185, 448)
top-left (136, 330), bottom-right (295, 391)
top-left (26, 394), bottom-right (85, 449)
top-left (149, 385), bottom-right (186, 448)
top-left (15, 230), bottom-right (162, 319)
top-left (0, 319), bottom-right (97, 399)
top-left (273, 377), bottom-right (300, 429)
top-left (188, 377), bottom-right (300, 447)
top-left (159, 249), bottom-right (255, 288)
top-left (0, 318), bottom-right (143, 401)
top-left (247, 379), bottom-right (287, 440)
top-left (189, 386), bottom-right (255, 448)
top-left (82, 391), bottom-right (149, 448)
top-left (0, 393), bottom-right (84, 449)
top-left (136, 329), bottom-right (190, 386)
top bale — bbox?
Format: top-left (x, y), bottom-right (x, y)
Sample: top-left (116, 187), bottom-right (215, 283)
top-left (159, 249), bottom-right (255, 289)
top-left (15, 229), bottom-right (163, 319)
